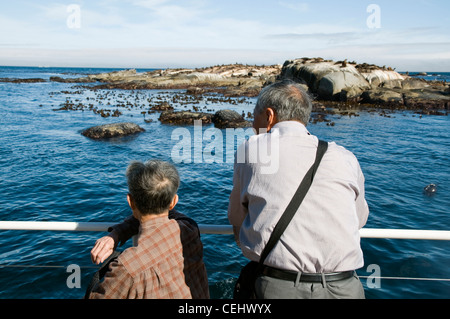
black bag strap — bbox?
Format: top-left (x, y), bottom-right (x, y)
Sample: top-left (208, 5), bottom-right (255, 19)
top-left (84, 250), bottom-right (121, 299)
top-left (257, 140), bottom-right (328, 267)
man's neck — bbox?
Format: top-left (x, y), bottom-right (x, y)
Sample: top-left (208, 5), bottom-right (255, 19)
top-left (139, 210), bottom-right (169, 223)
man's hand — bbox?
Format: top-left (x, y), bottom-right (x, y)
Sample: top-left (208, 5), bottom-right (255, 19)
top-left (91, 231), bottom-right (119, 264)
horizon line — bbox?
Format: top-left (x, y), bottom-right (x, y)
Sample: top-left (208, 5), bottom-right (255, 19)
top-left (1, 64), bottom-right (449, 74)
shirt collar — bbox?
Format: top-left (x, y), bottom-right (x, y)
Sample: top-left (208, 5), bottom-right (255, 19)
top-left (271, 121), bottom-right (310, 136)
top-left (139, 214), bottom-right (170, 233)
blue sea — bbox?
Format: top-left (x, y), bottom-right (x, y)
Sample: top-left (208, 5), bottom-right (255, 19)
top-left (0, 66), bottom-right (448, 299)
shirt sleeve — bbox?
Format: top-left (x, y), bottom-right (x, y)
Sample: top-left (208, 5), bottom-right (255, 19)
top-left (108, 215), bottom-right (139, 247)
top-left (88, 260), bottom-right (134, 299)
top-left (355, 162), bottom-right (370, 229)
top-left (228, 160), bottom-right (246, 227)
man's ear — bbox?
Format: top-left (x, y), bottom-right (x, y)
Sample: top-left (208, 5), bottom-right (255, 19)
top-left (169, 194), bottom-right (179, 210)
top-left (266, 107), bottom-right (278, 131)
top-left (127, 193), bottom-right (136, 210)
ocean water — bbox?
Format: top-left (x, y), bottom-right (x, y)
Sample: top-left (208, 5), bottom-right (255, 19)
top-left (0, 67), bottom-right (448, 299)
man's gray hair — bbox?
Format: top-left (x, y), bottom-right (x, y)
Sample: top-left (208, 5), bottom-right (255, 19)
top-left (254, 79), bottom-right (312, 125)
top-left (126, 160), bottom-right (180, 215)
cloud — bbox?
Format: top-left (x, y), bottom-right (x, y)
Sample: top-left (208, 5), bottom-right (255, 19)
top-left (298, 41), bottom-right (450, 71)
top-left (1, 1), bottom-right (449, 71)
top-left (263, 25), bottom-right (449, 51)
top-left (278, 1), bottom-right (309, 12)
top-left (264, 31), bottom-right (364, 46)
top-left (38, 2), bottom-right (128, 28)
top-left (0, 47), bottom-right (290, 68)
top-left (130, 0), bottom-right (170, 9)
top-left (1, 40), bottom-right (449, 72)
top-left (128, 0), bottom-right (206, 23)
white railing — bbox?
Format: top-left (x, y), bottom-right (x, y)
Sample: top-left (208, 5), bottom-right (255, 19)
top-left (0, 221), bottom-right (450, 240)
top-left (1, 221), bottom-right (450, 287)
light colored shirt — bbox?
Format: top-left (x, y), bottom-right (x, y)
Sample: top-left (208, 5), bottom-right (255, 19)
top-left (89, 215), bottom-right (192, 299)
top-left (228, 121), bottom-right (369, 273)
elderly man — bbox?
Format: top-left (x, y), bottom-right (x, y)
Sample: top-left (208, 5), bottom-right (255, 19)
top-left (89, 160), bottom-right (209, 299)
top-left (228, 80), bottom-right (369, 299)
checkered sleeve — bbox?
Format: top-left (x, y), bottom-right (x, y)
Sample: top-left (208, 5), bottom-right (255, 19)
top-left (88, 260), bottom-right (134, 299)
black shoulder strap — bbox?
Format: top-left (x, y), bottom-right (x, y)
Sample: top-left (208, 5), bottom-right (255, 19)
top-left (258, 140), bottom-right (328, 266)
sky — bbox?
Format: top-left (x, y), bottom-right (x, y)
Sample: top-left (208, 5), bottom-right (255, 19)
top-left (0, 0), bottom-right (449, 71)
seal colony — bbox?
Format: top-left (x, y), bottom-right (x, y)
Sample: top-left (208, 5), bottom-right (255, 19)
top-left (4, 57), bottom-right (448, 137)
top-left (47, 57), bottom-right (449, 113)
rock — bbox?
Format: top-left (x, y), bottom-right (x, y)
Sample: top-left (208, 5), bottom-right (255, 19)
top-left (380, 79), bottom-right (403, 89)
top-left (0, 78), bottom-right (47, 83)
top-left (182, 72), bottom-right (226, 82)
top-left (401, 78), bottom-right (430, 90)
top-left (360, 69), bottom-right (405, 88)
top-left (159, 111), bottom-right (212, 125)
top-left (279, 59), bottom-right (371, 100)
top-left (89, 69), bottom-right (137, 82)
top-left (50, 76), bottom-right (96, 83)
top-left (318, 71), bottom-right (370, 100)
top-left (279, 59), bottom-right (329, 92)
top-left (212, 109), bottom-right (252, 129)
top-left (220, 82), bottom-right (263, 97)
top-left (278, 58), bottom-right (450, 111)
top-left (360, 87), bottom-right (450, 110)
top-left (49, 70), bottom-right (138, 84)
top-left (186, 87), bottom-right (206, 95)
top-left (81, 122), bottom-right (145, 139)
top-left (361, 89), bottom-right (405, 107)
top-left (150, 101), bottom-right (174, 111)
top-left (403, 89), bottom-right (450, 110)
top-left (279, 58), bottom-right (413, 101)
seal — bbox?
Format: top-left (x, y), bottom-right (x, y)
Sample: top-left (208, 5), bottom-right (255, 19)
top-left (423, 184), bottom-right (437, 195)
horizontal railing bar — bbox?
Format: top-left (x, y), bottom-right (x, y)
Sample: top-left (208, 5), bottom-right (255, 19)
top-left (0, 221), bottom-right (450, 240)
top-left (0, 221), bottom-right (114, 232)
top-left (199, 224), bottom-right (234, 235)
top-left (359, 228), bottom-right (450, 241)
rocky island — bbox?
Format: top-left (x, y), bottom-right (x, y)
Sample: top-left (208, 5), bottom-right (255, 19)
top-left (280, 58), bottom-right (449, 111)
top-left (49, 58), bottom-right (449, 113)
top-left (3, 57), bottom-right (447, 132)
top-left (51, 64), bottom-right (281, 98)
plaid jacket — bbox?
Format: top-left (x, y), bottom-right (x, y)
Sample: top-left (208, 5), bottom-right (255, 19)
top-left (90, 210), bottom-right (209, 299)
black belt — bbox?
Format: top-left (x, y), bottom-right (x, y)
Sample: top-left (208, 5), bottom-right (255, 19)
top-left (261, 266), bottom-right (354, 283)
